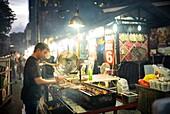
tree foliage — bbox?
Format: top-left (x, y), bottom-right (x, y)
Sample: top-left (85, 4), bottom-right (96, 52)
top-left (0, 1), bottom-right (16, 34)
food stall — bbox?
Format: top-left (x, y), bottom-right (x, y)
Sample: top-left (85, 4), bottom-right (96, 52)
top-left (44, 75), bottom-right (138, 114)
top-left (0, 57), bottom-right (12, 107)
top-left (41, 50), bottom-right (138, 114)
top-left (38, 1), bottom-right (170, 113)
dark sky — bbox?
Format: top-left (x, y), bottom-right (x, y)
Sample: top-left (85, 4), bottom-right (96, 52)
top-left (9, 0), bottom-right (28, 33)
top-left (9, 0), bottom-right (104, 33)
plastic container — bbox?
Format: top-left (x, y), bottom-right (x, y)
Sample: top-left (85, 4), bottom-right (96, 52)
top-left (161, 82), bottom-right (168, 91)
top-left (122, 92), bottom-right (138, 104)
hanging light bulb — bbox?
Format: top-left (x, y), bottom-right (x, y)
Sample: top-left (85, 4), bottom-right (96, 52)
top-left (68, 4), bottom-right (84, 28)
top-left (137, 25), bottom-right (141, 31)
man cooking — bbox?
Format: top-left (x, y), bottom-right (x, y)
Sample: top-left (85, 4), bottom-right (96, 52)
top-left (21, 42), bottom-right (64, 114)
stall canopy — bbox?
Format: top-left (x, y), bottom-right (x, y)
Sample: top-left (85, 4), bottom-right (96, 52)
top-left (88, 0), bottom-right (170, 30)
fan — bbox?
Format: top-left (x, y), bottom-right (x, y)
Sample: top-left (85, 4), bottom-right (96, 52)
top-left (100, 62), bottom-right (110, 74)
top-left (56, 50), bottom-right (78, 75)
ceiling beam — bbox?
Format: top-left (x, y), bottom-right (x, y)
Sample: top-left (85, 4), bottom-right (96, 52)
top-left (85, 2), bottom-right (142, 31)
top-left (141, 0), bottom-right (170, 19)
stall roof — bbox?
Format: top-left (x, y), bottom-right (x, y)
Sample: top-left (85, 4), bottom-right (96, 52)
top-left (88, 0), bottom-right (170, 30)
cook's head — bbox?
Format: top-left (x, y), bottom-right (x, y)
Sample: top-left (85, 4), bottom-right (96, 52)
top-left (34, 42), bottom-right (49, 60)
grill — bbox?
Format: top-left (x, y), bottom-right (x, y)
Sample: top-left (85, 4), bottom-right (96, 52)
top-left (43, 98), bottom-right (74, 114)
top-left (65, 82), bottom-right (117, 110)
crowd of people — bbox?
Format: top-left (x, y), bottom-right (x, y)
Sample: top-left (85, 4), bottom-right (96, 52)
top-left (10, 51), bottom-right (26, 83)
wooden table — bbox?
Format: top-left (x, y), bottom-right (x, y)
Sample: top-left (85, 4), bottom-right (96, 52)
top-left (65, 74), bottom-right (119, 87)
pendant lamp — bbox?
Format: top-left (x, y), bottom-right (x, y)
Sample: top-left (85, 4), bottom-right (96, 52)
top-left (68, 4), bottom-right (84, 28)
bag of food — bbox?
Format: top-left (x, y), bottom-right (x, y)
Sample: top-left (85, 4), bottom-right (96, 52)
top-left (117, 78), bottom-right (129, 94)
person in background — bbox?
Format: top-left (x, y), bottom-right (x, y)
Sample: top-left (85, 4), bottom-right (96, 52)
top-left (21, 42), bottom-right (64, 114)
top-left (10, 51), bottom-right (18, 83)
top-left (41, 50), bottom-right (56, 101)
top-left (14, 51), bottom-right (20, 80)
top-left (18, 53), bottom-right (26, 80)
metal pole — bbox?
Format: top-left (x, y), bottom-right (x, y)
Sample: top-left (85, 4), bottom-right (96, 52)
top-left (77, 28), bottom-right (80, 58)
top-left (36, 0), bottom-right (40, 43)
top-left (77, 28), bottom-right (81, 82)
top-left (114, 31), bottom-right (120, 76)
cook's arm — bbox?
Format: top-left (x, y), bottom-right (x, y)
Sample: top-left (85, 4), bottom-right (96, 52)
top-left (34, 76), bottom-right (64, 85)
top-left (42, 61), bottom-right (56, 67)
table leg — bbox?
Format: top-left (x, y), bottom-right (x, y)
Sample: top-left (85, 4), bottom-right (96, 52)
top-left (114, 110), bottom-right (117, 114)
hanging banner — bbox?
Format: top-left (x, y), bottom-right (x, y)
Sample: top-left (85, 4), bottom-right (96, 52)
top-left (96, 37), bottom-right (104, 65)
top-left (105, 40), bottom-right (114, 64)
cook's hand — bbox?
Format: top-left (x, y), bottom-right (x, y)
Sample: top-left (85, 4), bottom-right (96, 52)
top-left (39, 63), bottom-right (44, 66)
top-left (55, 76), bottom-right (64, 83)
top-left (42, 61), bottom-right (47, 64)
top-left (39, 61), bottom-right (46, 66)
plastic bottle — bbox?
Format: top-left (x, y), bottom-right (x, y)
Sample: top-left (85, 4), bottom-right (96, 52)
top-left (88, 68), bottom-right (93, 80)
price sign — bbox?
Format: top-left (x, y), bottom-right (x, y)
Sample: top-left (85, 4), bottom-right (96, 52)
top-left (105, 40), bottom-right (114, 64)
top-left (105, 50), bottom-right (114, 64)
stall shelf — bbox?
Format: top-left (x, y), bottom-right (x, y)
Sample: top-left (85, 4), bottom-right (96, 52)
top-left (0, 57), bottom-right (12, 107)
top-left (152, 54), bottom-right (170, 69)
top-left (136, 84), bottom-right (170, 114)
top-left (117, 32), bottom-right (149, 86)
